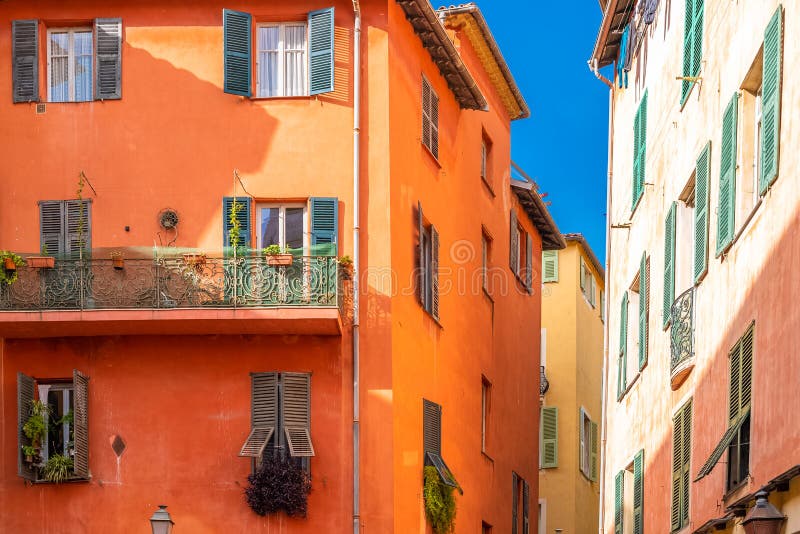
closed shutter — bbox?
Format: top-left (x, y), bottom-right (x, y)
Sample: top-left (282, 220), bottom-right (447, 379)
top-left (525, 233), bottom-right (533, 293)
top-left (430, 91), bottom-right (439, 160)
top-left (282, 373), bottom-right (314, 457)
top-left (522, 479), bottom-right (530, 534)
top-left (94, 18), bottom-right (122, 100)
top-left (509, 210), bottom-right (519, 273)
top-left (638, 253), bottom-right (648, 370)
top-left (431, 225), bottom-right (440, 320)
top-left (73, 369), bottom-right (90, 479)
top-left (694, 142), bottom-right (711, 282)
top-left (633, 449), bottom-right (644, 534)
top-left (729, 334), bottom-right (742, 423)
top-left (740, 326), bottom-right (754, 412)
top-left (40, 201), bottom-right (65, 256)
top-left (423, 399), bottom-right (442, 455)
top-left (512, 472), bottom-right (519, 534)
top-left (671, 407), bottom-right (683, 532)
top-left (17, 372), bottom-right (36, 481)
top-left (730, 325), bottom-right (754, 422)
top-left (65, 200), bottom-right (91, 258)
top-left (422, 79), bottom-right (431, 154)
top-left (12, 20), bottom-right (39, 103)
top-left (681, 0), bottom-right (704, 103)
top-left (418, 202), bottom-right (425, 306)
top-left (222, 197), bottom-right (252, 251)
top-left (618, 292), bottom-right (628, 399)
top-left (759, 5), bottom-right (783, 194)
top-left (310, 197), bottom-right (338, 256)
top-left (308, 8), bottom-right (335, 95)
top-left (663, 202), bottom-right (676, 327)
top-left (632, 91), bottom-right (648, 209)
top-left (717, 93), bottom-right (738, 255)
top-left (615, 470), bottom-right (624, 534)
top-left (540, 406), bottom-right (558, 468)
top-left (590, 421), bottom-right (599, 481)
top-left (680, 403), bottom-right (692, 527)
top-left (542, 251), bottom-right (558, 282)
top-left (240, 373), bottom-right (277, 458)
top-left (223, 9), bottom-right (252, 97)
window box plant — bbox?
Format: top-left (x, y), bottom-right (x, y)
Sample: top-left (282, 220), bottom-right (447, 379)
top-left (182, 252), bottom-right (207, 267)
top-left (0, 251), bottom-right (25, 284)
top-left (263, 245), bottom-right (293, 266)
top-left (245, 453), bottom-right (311, 517)
top-left (27, 256), bottom-right (55, 269)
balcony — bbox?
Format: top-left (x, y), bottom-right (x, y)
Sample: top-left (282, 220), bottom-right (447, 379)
top-left (670, 286), bottom-right (695, 389)
top-left (0, 256), bottom-right (343, 337)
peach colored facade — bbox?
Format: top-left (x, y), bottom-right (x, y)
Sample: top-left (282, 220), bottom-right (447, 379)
top-left (0, 1), bottom-right (558, 532)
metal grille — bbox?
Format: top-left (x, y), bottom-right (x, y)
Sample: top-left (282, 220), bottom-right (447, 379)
top-left (670, 287), bottom-right (695, 371)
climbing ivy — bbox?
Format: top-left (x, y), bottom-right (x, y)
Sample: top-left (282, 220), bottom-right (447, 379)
top-left (423, 466), bottom-right (456, 534)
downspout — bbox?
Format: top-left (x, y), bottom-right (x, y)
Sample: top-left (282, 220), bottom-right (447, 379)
top-left (352, 2), bottom-right (362, 534)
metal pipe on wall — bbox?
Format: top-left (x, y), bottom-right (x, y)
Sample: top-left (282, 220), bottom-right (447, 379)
top-left (352, 2), bottom-right (362, 533)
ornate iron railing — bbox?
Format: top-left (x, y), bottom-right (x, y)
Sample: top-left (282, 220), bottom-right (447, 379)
top-left (670, 287), bottom-right (695, 371)
top-left (540, 365), bottom-right (550, 396)
top-left (0, 256), bottom-right (339, 311)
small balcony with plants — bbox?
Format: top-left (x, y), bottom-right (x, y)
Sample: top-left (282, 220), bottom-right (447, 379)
top-left (670, 286), bottom-right (695, 389)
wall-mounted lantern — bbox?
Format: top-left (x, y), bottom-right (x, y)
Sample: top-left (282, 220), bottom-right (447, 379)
top-left (149, 505), bottom-right (174, 534)
top-left (742, 491), bottom-right (785, 534)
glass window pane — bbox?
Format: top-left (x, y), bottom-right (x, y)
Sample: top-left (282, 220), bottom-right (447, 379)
top-left (257, 27), bottom-right (280, 97)
top-left (284, 26), bottom-right (306, 96)
top-left (74, 32), bottom-right (93, 102)
top-left (285, 208), bottom-right (304, 252)
top-left (49, 32), bottom-right (70, 103)
top-left (260, 208), bottom-right (281, 249)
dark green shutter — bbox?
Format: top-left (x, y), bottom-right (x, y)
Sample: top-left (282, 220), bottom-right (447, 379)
top-left (671, 408), bottom-right (683, 531)
top-left (663, 203), bottom-right (676, 327)
top-left (680, 403), bottom-right (692, 527)
top-left (638, 253), bottom-right (648, 370)
top-left (509, 209), bottom-right (519, 272)
top-left (282, 373), bottom-right (314, 457)
top-left (423, 399), bottom-right (442, 455)
top-left (310, 197), bottom-right (338, 256)
top-left (614, 470), bottom-right (624, 534)
top-left (12, 20), bottom-right (39, 103)
top-left (618, 292), bottom-right (628, 399)
top-left (431, 225), bottom-right (440, 320)
top-left (222, 196), bottom-right (252, 251)
top-left (632, 92), bottom-right (648, 210)
top-left (94, 18), bottom-right (122, 100)
top-left (729, 325), bottom-right (754, 422)
top-left (759, 6), bottom-right (783, 194)
top-left (694, 142), bottom-right (711, 282)
top-left (73, 369), bottom-right (90, 479)
top-left (17, 372), bottom-right (36, 481)
top-left (681, 0), bottom-right (704, 103)
top-left (633, 450), bottom-right (644, 534)
top-left (308, 8), bottom-right (335, 95)
top-left (540, 406), bottom-right (558, 468)
top-left (223, 9), bottom-right (252, 97)
top-left (717, 93), bottom-right (738, 255)
top-left (590, 421), bottom-right (599, 481)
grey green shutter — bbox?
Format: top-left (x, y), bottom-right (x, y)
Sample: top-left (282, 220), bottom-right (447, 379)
top-left (222, 196), bottom-right (252, 251)
top-left (590, 421), bottom-right (599, 481)
top-left (638, 253), bottom-right (648, 370)
top-left (418, 202), bottom-right (425, 306)
top-left (430, 91), bottom-right (440, 159)
top-left (580, 260), bottom-right (587, 292)
top-left (522, 479), bottom-right (530, 534)
top-left (431, 225), bottom-right (440, 320)
top-left (241, 372), bottom-right (277, 457)
top-left (65, 200), bottom-right (91, 259)
top-left (509, 209), bottom-right (519, 272)
top-left (681, 0), bottom-right (704, 103)
top-left (694, 142), bottom-right (711, 282)
top-left (40, 201), bottom-right (65, 256)
top-left (540, 406), bottom-right (558, 468)
top-left (308, 8), bottom-right (335, 95)
top-left (695, 407), bottom-right (750, 481)
top-left (717, 93), bottom-right (738, 255)
top-left (17, 372), bottom-right (36, 481)
top-left (223, 9), bottom-right (252, 97)
top-left (663, 202), bottom-right (676, 327)
top-left (310, 197), bottom-right (338, 256)
top-left (73, 369), bottom-right (90, 479)
top-left (525, 233), bottom-right (533, 292)
top-left (681, 403), bottom-right (692, 528)
top-left (633, 450), bottom-right (644, 534)
top-left (614, 470), bottom-right (624, 534)
top-left (759, 5), bottom-right (783, 194)
top-left (282, 373), bottom-right (314, 457)
top-left (94, 18), bottom-right (122, 100)
top-left (423, 399), bottom-right (442, 455)
top-left (729, 325), bottom-right (754, 422)
top-left (542, 251), bottom-right (558, 282)
top-left (579, 408), bottom-right (587, 475)
top-left (512, 472), bottom-right (519, 534)
top-left (671, 408), bottom-right (683, 531)
top-left (12, 20), bottom-right (39, 103)
top-left (632, 91), bottom-right (648, 209)
top-left (618, 292), bottom-right (628, 399)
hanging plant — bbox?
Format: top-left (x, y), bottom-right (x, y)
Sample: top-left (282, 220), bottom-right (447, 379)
top-left (423, 466), bottom-right (457, 534)
top-left (0, 251), bottom-right (25, 285)
top-left (245, 454), bottom-right (312, 518)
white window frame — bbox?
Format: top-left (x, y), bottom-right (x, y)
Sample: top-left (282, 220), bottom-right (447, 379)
top-left (37, 382), bottom-right (74, 464)
top-left (255, 203), bottom-right (308, 252)
top-left (46, 27), bottom-right (93, 103)
top-left (256, 23), bottom-right (308, 98)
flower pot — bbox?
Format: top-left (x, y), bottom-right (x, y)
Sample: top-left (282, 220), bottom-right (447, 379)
top-left (112, 257), bottom-right (124, 270)
top-left (3, 257), bottom-right (17, 270)
top-left (25, 455), bottom-right (32, 463)
top-left (27, 256), bottom-right (55, 269)
top-left (266, 254), bottom-right (293, 266)
top-left (182, 253), bottom-right (206, 266)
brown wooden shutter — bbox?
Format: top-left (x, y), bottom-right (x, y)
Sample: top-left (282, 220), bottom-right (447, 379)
top-left (281, 373), bottom-right (314, 457)
top-left (431, 225), bottom-right (440, 320)
top-left (522, 478), bottom-right (530, 534)
top-left (17, 372), bottom-right (36, 481)
top-left (511, 471), bottom-right (519, 534)
top-left (418, 202), bottom-right (425, 306)
top-left (73, 369), bottom-right (90, 479)
top-left (509, 209), bottom-right (519, 273)
top-left (422, 398), bottom-right (442, 455)
top-left (590, 421), bottom-right (599, 481)
top-left (240, 372), bottom-right (278, 457)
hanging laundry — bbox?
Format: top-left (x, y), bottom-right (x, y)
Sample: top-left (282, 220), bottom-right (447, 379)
top-left (644, 0), bottom-right (660, 24)
top-left (617, 24), bottom-right (630, 89)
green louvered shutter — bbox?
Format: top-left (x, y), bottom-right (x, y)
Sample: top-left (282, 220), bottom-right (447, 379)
top-left (638, 253), bottom-right (648, 370)
top-left (759, 6), bottom-right (783, 194)
top-left (671, 407), bottom-right (684, 532)
top-left (694, 142), bottom-right (711, 282)
top-left (222, 197), bottom-right (252, 252)
top-left (663, 203), bottom-right (676, 328)
top-left (740, 326), bottom-right (754, 413)
top-left (681, 0), bottom-right (704, 103)
top-left (223, 9), bottom-right (252, 97)
top-left (308, 8), bottom-right (335, 95)
top-left (540, 406), bottom-right (558, 468)
top-left (691, 0), bottom-right (704, 87)
top-left (633, 449), bottom-right (644, 534)
top-left (717, 93), bottom-right (738, 255)
top-left (632, 92), bottom-right (647, 210)
top-left (618, 292), bottom-right (628, 399)
top-left (590, 421), bottom-right (599, 481)
top-left (632, 101), bottom-right (642, 210)
top-left (680, 403), bottom-right (692, 528)
top-left (310, 197), bottom-right (338, 256)
top-left (729, 335), bottom-right (742, 423)
top-left (12, 20), bottom-right (39, 103)
top-left (542, 251), bottom-right (558, 282)
top-left (615, 470), bottom-right (624, 534)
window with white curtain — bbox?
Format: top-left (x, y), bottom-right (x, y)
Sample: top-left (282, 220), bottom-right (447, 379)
top-left (257, 23), bottom-right (307, 97)
top-left (47, 28), bottom-right (93, 103)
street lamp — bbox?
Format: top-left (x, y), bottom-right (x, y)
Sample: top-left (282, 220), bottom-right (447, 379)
top-left (742, 491), bottom-right (785, 534)
top-left (149, 505), bottom-right (174, 534)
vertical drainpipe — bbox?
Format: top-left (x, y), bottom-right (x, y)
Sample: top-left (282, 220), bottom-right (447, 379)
top-left (352, 2), bottom-right (362, 534)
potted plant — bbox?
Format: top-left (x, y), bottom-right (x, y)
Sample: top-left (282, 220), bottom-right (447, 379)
top-left (110, 251), bottom-right (124, 270)
top-left (423, 466), bottom-right (457, 534)
top-left (0, 251), bottom-right (25, 285)
top-left (338, 255), bottom-right (353, 280)
top-left (263, 245), bottom-right (293, 267)
top-left (27, 244), bottom-right (55, 269)
top-left (21, 399), bottom-right (49, 467)
top-left (245, 454), bottom-right (312, 517)
top-left (43, 454), bottom-right (74, 483)
top-left (182, 251), bottom-right (207, 267)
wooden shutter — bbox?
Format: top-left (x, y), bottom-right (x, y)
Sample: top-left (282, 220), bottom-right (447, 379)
top-left (522, 479), bottom-right (530, 534)
top-left (579, 259), bottom-right (587, 293)
top-left (308, 7), bottom-right (335, 95)
top-left (222, 197), bottom-right (252, 251)
top-left (17, 372), bottom-right (36, 481)
top-left (540, 406), bottom-right (558, 468)
top-left (694, 142), bottom-right (711, 282)
top-left (509, 210), bottom-right (519, 273)
top-left (241, 373), bottom-right (277, 457)
top-left (579, 408), bottom-right (587, 475)
top-left (542, 251), bottom-right (558, 282)
top-left (759, 5), bottom-right (783, 194)
top-left (94, 18), bottom-right (122, 100)
top-left (632, 91), bottom-right (648, 209)
top-left (431, 225), bottom-right (440, 320)
top-left (730, 324), bottom-right (754, 422)
top-left (618, 292), bottom-right (628, 398)
top-left (423, 399), bottom-right (442, 455)
top-left (282, 373), bottom-right (314, 457)
top-left (663, 202), bottom-right (676, 327)
top-left (740, 326), bottom-right (754, 412)
top-left (223, 9), bottom-right (252, 97)
top-left (40, 201), bottom-right (65, 256)
top-left (430, 91), bottom-right (439, 160)
top-left (681, 0), bottom-right (703, 103)
top-left (638, 253), bottom-right (648, 370)
top-left (12, 20), bottom-right (39, 103)
top-left (614, 470), bottom-right (624, 534)
top-left (671, 407), bottom-right (684, 532)
top-left (422, 78), bottom-right (432, 153)
top-left (695, 406), bottom-right (750, 481)
top-left (680, 402), bottom-right (692, 527)
top-left (729, 335), bottom-right (742, 423)
top-left (633, 450), bottom-right (644, 534)
top-left (690, 0), bottom-right (704, 81)
top-left (590, 421), bottom-right (599, 481)
top-left (65, 200), bottom-right (91, 259)
top-left (418, 202), bottom-right (425, 306)
top-left (512, 472), bottom-right (519, 534)
top-left (310, 197), bottom-right (338, 256)
top-left (73, 369), bottom-right (90, 479)
top-left (717, 93), bottom-right (738, 255)
top-left (525, 233), bottom-right (533, 292)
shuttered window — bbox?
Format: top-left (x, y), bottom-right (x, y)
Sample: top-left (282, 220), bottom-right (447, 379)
top-left (222, 197), bottom-right (252, 252)
top-left (590, 421), bottom-right (599, 481)
top-left (417, 203), bottom-right (440, 320)
top-left (310, 197), bottom-right (339, 256)
top-left (522, 479), bottom-right (530, 534)
top-left (618, 292), bottom-right (628, 400)
top-left (663, 202), bottom-right (676, 327)
top-left (223, 9), bottom-right (252, 96)
top-left (39, 199), bottom-right (91, 258)
top-left (512, 472), bottom-right (519, 534)
top-left (308, 8), bottom-right (335, 95)
top-left (638, 253), bottom-right (649, 370)
top-left (256, 23), bottom-right (307, 98)
top-left (681, 0), bottom-right (704, 104)
top-left (614, 470), bottom-right (624, 534)
top-left (422, 76), bottom-right (440, 159)
top-left (717, 94), bottom-right (738, 255)
top-left (579, 408), bottom-right (597, 480)
top-left (632, 91), bottom-right (648, 209)
top-left (759, 6), bottom-right (783, 194)
top-left (633, 450), bottom-right (644, 534)
top-left (542, 251), bottom-right (558, 282)
top-left (12, 20), bottom-right (40, 103)
top-left (94, 19), bottom-right (123, 100)
top-left (671, 400), bottom-right (692, 532)
top-left (540, 406), bottom-right (558, 468)
top-left (423, 399), bottom-right (459, 487)
top-left (694, 142), bottom-right (711, 282)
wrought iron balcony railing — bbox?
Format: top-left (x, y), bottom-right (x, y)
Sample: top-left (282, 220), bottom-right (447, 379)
top-left (540, 365), bottom-right (550, 396)
top-left (670, 287), bottom-right (695, 371)
top-left (0, 256), bottom-right (339, 311)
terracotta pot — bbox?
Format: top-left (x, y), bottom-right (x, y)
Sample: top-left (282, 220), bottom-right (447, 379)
top-left (266, 254), bottom-right (293, 266)
top-left (3, 257), bottom-right (17, 270)
top-left (27, 256), bottom-right (55, 269)
top-left (182, 253), bottom-right (206, 266)
top-left (112, 257), bottom-right (124, 270)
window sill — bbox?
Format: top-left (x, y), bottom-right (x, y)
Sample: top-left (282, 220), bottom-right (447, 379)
top-left (32, 476), bottom-right (90, 485)
top-left (617, 371), bottom-right (641, 401)
top-left (481, 176), bottom-right (496, 197)
top-left (723, 477), bottom-right (751, 503)
top-left (250, 95), bottom-right (313, 101)
top-left (719, 197), bottom-right (764, 262)
top-left (513, 273), bottom-right (532, 295)
top-left (481, 451), bottom-right (494, 463)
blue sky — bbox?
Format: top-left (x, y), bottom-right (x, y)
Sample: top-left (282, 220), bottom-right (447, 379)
top-left (473, 2), bottom-right (611, 263)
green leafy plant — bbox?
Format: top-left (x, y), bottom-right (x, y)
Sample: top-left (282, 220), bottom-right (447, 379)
top-left (228, 198), bottom-right (244, 256)
top-left (23, 400), bottom-right (50, 444)
top-left (263, 244), bottom-right (286, 256)
top-left (338, 255), bottom-right (352, 266)
top-left (43, 454), bottom-right (74, 483)
top-left (245, 454), bottom-right (312, 517)
top-left (41, 243), bottom-right (49, 256)
top-left (21, 445), bottom-right (38, 458)
top-left (0, 251), bottom-right (25, 285)
top-left (423, 466), bottom-right (457, 534)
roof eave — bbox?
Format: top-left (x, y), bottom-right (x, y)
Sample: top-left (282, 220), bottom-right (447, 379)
top-left (590, 0), bottom-right (636, 69)
top-left (511, 181), bottom-right (565, 251)
top-left (563, 233), bottom-right (605, 280)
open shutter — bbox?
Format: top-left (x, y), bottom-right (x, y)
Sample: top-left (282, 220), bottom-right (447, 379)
top-left (40, 201), bottom-right (65, 256)
top-left (632, 99), bottom-right (642, 209)
top-left (542, 251), bottom-right (558, 282)
top-left (633, 450), bottom-right (644, 534)
top-left (663, 202), bottom-right (676, 327)
top-left (618, 292), bottom-right (628, 398)
top-left (308, 7), bottom-right (335, 95)
top-left (615, 470), bottom-right (624, 534)
top-left (590, 421), bottom-right (599, 481)
top-left (680, 403), bottom-right (692, 527)
top-left (17, 373), bottom-right (36, 481)
top-left (73, 369), bottom-right (90, 479)
top-left (717, 93), bottom-right (738, 255)
top-left (691, 0), bottom-right (704, 81)
top-left (635, 92), bottom-right (648, 208)
top-left (580, 259), bottom-right (587, 293)
top-left (418, 202), bottom-right (425, 306)
top-left (740, 325), bottom-right (754, 411)
top-left (310, 197), bottom-right (338, 256)
top-left (579, 408), bottom-right (587, 475)
top-left (509, 209), bottom-right (519, 273)
top-left (540, 406), bottom-right (558, 468)
top-left (525, 233), bottom-right (533, 293)
top-left (512, 472), bottom-right (519, 534)
top-left (695, 407), bottom-right (749, 481)
top-left (12, 20), bottom-right (39, 103)
top-left (694, 142), bottom-right (711, 282)
top-left (94, 18), bottom-right (122, 100)
top-left (759, 5), bottom-right (783, 194)
top-left (222, 197), bottom-right (252, 251)
top-left (423, 398), bottom-right (442, 455)
top-left (680, 0), bottom-right (693, 102)
top-left (522, 479), bottom-right (530, 534)
top-left (282, 373), bottom-right (314, 457)
top-left (671, 408), bottom-right (684, 532)
top-left (638, 253), bottom-right (648, 370)
top-left (65, 200), bottom-right (91, 259)
top-left (223, 9), bottom-right (252, 97)
top-left (240, 373), bottom-right (277, 457)
top-left (431, 225), bottom-right (440, 320)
